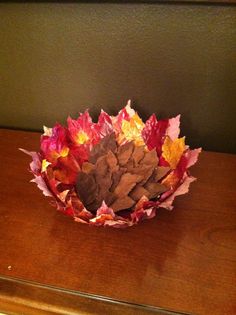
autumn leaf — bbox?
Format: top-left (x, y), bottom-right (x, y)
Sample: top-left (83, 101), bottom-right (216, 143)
top-left (119, 113), bottom-right (145, 146)
top-left (162, 136), bottom-right (186, 169)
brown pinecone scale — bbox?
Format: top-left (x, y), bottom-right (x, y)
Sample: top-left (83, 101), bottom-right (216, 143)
top-left (76, 133), bottom-right (170, 213)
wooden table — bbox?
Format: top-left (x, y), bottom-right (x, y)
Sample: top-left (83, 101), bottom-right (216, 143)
top-left (0, 129), bottom-right (235, 315)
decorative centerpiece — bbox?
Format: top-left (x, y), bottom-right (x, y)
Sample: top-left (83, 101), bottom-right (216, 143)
top-left (21, 101), bottom-right (201, 228)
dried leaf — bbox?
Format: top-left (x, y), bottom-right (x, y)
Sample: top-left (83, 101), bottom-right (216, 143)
top-left (140, 149), bottom-right (159, 166)
top-left (76, 173), bottom-right (97, 205)
top-left (132, 145), bottom-right (145, 166)
top-left (76, 133), bottom-right (172, 214)
top-left (114, 173), bottom-right (142, 197)
top-left (111, 196), bottom-right (135, 212)
top-left (144, 182), bottom-right (167, 199)
top-left (129, 185), bottom-right (150, 201)
top-left (89, 132), bottom-right (117, 163)
top-left (110, 167), bottom-right (127, 191)
top-left (117, 141), bottom-right (134, 166)
top-left (106, 150), bottom-right (118, 172)
top-left (155, 166), bottom-right (170, 181)
top-left (82, 162), bottom-right (95, 173)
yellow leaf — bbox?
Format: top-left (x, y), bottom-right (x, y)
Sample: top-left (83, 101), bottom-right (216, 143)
top-left (120, 113), bottom-right (145, 146)
top-left (41, 159), bottom-right (51, 172)
top-left (162, 136), bottom-right (185, 169)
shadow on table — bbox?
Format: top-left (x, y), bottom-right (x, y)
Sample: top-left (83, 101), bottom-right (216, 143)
top-left (48, 204), bottom-right (185, 305)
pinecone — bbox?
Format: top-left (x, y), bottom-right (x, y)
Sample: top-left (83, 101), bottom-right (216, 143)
top-left (76, 133), bottom-right (170, 213)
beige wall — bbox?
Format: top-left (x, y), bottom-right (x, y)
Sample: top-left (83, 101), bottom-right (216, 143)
top-left (0, 3), bottom-right (235, 153)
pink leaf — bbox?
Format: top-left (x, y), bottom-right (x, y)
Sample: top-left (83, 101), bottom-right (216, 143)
top-left (166, 114), bottom-right (181, 140)
top-left (96, 201), bottom-right (115, 217)
top-left (95, 110), bottom-right (114, 137)
top-left (19, 149), bottom-right (42, 175)
top-left (31, 176), bottom-right (53, 197)
top-left (160, 176), bottom-right (196, 210)
top-left (184, 148), bottom-right (202, 168)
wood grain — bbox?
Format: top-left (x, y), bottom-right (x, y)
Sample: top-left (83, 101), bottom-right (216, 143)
top-left (0, 129), bottom-right (235, 314)
top-left (0, 276), bottom-right (170, 315)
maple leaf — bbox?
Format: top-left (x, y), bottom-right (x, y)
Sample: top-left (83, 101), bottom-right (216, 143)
top-left (142, 114), bottom-right (169, 156)
top-left (162, 136), bottom-right (186, 169)
top-left (118, 112), bottom-right (145, 146)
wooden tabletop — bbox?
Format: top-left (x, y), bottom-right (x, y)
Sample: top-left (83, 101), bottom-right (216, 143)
top-left (0, 129), bottom-right (235, 315)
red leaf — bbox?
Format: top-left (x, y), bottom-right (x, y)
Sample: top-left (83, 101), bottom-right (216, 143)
top-left (40, 124), bottom-right (69, 164)
top-left (94, 110), bottom-right (114, 137)
top-left (142, 114), bottom-right (169, 156)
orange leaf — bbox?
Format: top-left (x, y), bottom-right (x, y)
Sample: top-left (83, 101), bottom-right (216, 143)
top-left (162, 136), bottom-right (185, 169)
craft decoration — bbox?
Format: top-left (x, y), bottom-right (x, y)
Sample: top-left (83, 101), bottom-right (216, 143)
top-left (21, 101), bottom-right (201, 228)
